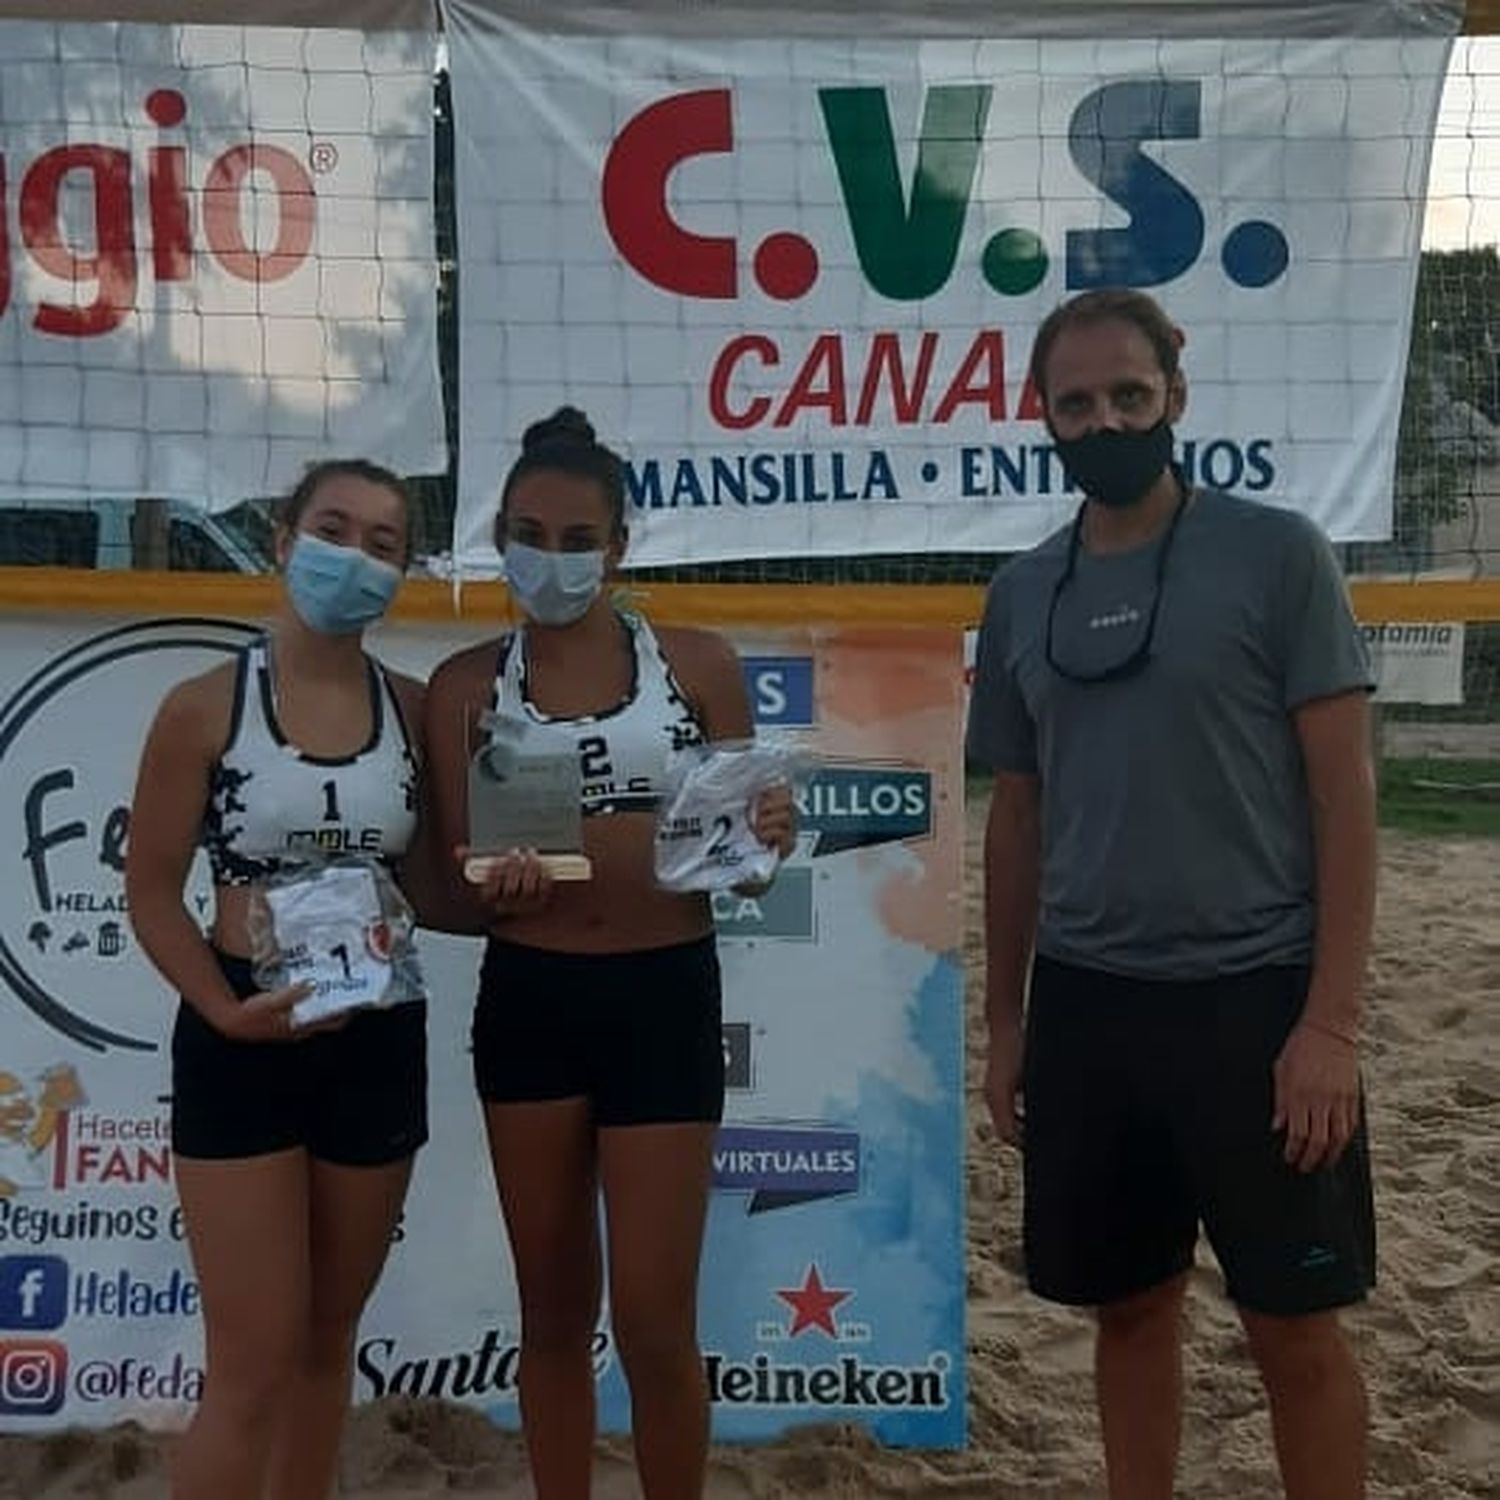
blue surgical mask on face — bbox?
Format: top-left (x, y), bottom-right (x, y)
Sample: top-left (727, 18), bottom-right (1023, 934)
top-left (503, 540), bottom-right (605, 626)
top-left (284, 533), bottom-right (402, 635)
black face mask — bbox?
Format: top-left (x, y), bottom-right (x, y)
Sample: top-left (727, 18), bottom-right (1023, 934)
top-left (1052, 420), bottom-right (1174, 509)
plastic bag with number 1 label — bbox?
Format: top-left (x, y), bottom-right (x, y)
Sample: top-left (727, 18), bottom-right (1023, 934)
top-left (247, 857), bottom-right (425, 1028)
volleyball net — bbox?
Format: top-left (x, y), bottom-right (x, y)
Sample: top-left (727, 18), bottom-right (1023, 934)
top-left (0, 5), bottom-right (1496, 796)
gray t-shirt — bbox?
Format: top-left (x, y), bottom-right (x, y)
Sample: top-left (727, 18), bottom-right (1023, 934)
top-left (966, 489), bottom-right (1373, 980)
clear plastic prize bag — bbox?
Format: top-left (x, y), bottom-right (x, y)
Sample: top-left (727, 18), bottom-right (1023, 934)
top-left (654, 739), bottom-right (807, 893)
top-left (247, 856), bottom-right (425, 1028)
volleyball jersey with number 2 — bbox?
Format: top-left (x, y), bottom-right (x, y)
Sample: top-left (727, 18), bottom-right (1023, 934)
top-left (490, 611), bottom-right (706, 816)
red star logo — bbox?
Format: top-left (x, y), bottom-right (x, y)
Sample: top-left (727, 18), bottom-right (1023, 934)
top-left (775, 1264), bottom-right (852, 1338)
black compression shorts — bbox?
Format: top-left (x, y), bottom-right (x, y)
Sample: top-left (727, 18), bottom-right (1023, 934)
top-left (171, 949), bottom-right (428, 1167)
top-left (472, 934), bottom-right (725, 1127)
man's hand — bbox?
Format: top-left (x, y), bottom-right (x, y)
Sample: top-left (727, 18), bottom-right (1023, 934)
top-left (1273, 1020), bottom-right (1361, 1172)
top-left (985, 1011), bottom-right (1025, 1147)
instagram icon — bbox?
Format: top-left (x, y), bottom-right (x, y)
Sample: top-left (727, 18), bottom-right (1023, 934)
top-left (0, 1339), bottom-right (67, 1415)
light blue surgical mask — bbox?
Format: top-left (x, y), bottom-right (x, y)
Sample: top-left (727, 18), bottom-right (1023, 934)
top-left (503, 540), bottom-right (605, 626)
top-left (284, 533), bottom-right (402, 635)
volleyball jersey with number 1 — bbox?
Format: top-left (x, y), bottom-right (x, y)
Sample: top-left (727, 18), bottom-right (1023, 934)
top-left (201, 636), bottom-right (419, 886)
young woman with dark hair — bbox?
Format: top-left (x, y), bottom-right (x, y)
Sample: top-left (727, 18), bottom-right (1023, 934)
top-left (425, 408), bottom-right (795, 1500)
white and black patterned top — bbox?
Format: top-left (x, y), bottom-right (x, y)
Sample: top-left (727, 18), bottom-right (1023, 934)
top-left (201, 637), bottom-right (419, 886)
top-left (491, 610), bottom-right (706, 817)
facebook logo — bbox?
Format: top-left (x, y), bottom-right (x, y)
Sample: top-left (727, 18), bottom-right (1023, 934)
top-left (0, 1256), bottom-right (68, 1331)
top-left (743, 657), bottom-right (815, 727)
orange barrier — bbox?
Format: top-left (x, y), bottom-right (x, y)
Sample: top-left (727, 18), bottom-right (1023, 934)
top-left (3, 568), bottom-right (1500, 628)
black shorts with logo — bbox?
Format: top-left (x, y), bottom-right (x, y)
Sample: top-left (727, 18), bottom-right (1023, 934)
top-left (1021, 955), bottom-right (1376, 1315)
top-left (171, 949), bottom-right (428, 1167)
top-left (473, 934), bottom-right (725, 1127)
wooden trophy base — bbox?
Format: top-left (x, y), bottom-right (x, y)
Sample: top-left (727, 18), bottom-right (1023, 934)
top-left (463, 852), bottom-right (593, 884)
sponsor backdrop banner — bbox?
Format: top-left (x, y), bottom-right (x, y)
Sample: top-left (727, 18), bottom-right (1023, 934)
top-left (446, 1), bottom-right (1453, 568)
top-left (0, 20), bottom-right (445, 504)
top-left (0, 612), bottom-right (965, 1446)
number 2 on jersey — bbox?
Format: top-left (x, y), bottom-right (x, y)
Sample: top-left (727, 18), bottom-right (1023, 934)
top-left (579, 735), bottom-right (614, 781)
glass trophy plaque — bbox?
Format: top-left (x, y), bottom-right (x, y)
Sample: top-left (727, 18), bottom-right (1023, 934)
top-left (464, 713), bottom-right (591, 883)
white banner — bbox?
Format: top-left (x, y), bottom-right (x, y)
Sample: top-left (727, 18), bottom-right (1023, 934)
top-left (0, 22), bottom-right (446, 504)
top-left (0, 5), bottom-right (434, 23)
top-left (444, 2), bottom-right (1464, 41)
top-left (447, 11), bottom-right (1452, 567)
top-left (0, 4), bottom-right (435, 24)
top-left (1365, 620), bottom-right (1466, 705)
top-left (0, 611), bottom-right (965, 1448)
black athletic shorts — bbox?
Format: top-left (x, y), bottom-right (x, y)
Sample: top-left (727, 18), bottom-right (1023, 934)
top-left (1021, 955), bottom-right (1376, 1316)
top-left (473, 934), bottom-right (725, 1127)
top-left (171, 949), bottom-right (428, 1167)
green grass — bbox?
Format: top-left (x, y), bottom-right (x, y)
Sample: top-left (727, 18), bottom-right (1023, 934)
top-left (1378, 757), bottom-right (1500, 837)
top-left (968, 759), bottom-right (1500, 839)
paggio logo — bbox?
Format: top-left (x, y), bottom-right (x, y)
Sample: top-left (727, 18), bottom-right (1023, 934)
top-left (603, 80), bottom-right (1289, 303)
top-left (0, 89), bottom-right (329, 337)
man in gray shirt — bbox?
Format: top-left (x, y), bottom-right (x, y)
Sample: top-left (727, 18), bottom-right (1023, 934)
top-left (968, 288), bottom-right (1377, 1500)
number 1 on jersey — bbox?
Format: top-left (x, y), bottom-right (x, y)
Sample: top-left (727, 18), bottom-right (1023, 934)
top-left (321, 779), bottom-right (341, 824)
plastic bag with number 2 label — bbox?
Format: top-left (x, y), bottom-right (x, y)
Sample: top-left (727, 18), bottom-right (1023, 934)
top-left (654, 739), bottom-right (806, 894)
top-left (247, 857), bottom-right (425, 1028)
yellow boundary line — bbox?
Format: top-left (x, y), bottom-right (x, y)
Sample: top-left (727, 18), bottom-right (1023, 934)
top-left (3, 570), bottom-right (1500, 628)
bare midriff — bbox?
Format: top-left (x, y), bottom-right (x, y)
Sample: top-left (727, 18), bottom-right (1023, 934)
top-left (491, 811), bottom-right (713, 954)
top-left (208, 885), bottom-right (260, 960)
